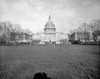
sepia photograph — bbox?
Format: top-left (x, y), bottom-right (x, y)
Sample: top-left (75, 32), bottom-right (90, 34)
top-left (0, 0), bottom-right (100, 79)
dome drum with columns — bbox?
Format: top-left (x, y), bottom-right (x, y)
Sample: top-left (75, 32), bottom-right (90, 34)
top-left (32, 15), bottom-right (68, 44)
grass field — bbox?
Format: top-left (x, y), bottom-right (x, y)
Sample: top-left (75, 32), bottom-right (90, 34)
top-left (0, 45), bottom-right (100, 79)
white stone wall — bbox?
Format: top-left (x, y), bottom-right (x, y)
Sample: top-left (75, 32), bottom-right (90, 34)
top-left (32, 32), bottom-right (68, 42)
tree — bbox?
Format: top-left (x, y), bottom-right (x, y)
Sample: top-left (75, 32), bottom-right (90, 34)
top-left (13, 24), bottom-right (22, 33)
top-left (73, 23), bottom-right (90, 42)
top-left (23, 28), bottom-right (32, 35)
top-left (89, 19), bottom-right (100, 43)
top-left (9, 24), bottom-right (23, 43)
top-left (77, 23), bottom-right (89, 33)
top-left (0, 21), bottom-right (11, 43)
top-left (0, 21), bottom-right (33, 45)
top-left (0, 21), bottom-right (22, 43)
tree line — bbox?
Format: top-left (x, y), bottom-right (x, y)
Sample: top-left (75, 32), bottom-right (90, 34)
top-left (0, 21), bottom-right (32, 45)
top-left (70, 19), bottom-right (100, 43)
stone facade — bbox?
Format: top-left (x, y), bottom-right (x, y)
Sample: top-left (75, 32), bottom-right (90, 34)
top-left (16, 33), bottom-right (32, 43)
top-left (68, 32), bottom-right (95, 43)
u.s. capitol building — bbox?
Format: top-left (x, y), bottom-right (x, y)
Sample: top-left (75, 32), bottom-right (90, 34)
top-left (32, 16), bottom-right (68, 44)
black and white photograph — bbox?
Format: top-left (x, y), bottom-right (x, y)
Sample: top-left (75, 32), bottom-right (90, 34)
top-left (0, 0), bottom-right (100, 79)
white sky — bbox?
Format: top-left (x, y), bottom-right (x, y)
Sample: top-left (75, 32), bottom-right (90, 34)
top-left (0, 0), bottom-right (100, 33)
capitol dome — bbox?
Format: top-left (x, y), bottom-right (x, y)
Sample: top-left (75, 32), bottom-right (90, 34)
top-left (44, 15), bottom-right (56, 34)
top-left (45, 15), bottom-right (55, 28)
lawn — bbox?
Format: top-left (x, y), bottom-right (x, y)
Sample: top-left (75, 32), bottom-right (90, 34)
top-left (0, 45), bottom-right (100, 79)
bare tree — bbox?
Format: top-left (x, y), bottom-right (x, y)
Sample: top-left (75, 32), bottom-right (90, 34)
top-left (0, 21), bottom-right (33, 45)
top-left (13, 24), bottom-right (22, 33)
top-left (77, 23), bottom-right (89, 33)
top-left (23, 28), bottom-right (32, 35)
top-left (0, 21), bottom-right (11, 43)
top-left (89, 19), bottom-right (100, 43)
top-left (0, 21), bottom-right (23, 44)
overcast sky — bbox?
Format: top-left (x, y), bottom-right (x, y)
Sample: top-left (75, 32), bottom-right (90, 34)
top-left (0, 0), bottom-right (100, 33)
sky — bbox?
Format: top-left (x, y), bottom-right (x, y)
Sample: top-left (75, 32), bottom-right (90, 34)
top-left (0, 0), bottom-right (100, 33)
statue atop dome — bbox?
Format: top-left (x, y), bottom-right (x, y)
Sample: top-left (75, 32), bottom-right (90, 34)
top-left (49, 15), bottom-right (51, 20)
